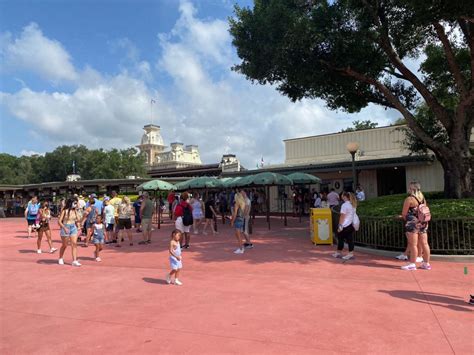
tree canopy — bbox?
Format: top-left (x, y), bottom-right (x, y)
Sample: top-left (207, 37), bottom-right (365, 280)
top-left (230, 0), bottom-right (473, 198)
top-left (0, 146), bottom-right (147, 185)
top-left (342, 120), bottom-right (379, 132)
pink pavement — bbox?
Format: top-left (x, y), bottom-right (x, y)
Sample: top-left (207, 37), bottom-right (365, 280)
top-left (0, 217), bottom-right (472, 354)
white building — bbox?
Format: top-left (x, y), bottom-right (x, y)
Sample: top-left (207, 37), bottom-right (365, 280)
top-left (137, 124), bottom-right (202, 169)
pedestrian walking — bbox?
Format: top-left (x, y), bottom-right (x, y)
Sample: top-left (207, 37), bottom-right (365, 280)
top-left (166, 229), bottom-right (183, 285)
top-left (58, 199), bottom-right (82, 267)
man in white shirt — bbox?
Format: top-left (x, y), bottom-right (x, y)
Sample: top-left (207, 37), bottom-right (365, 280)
top-left (240, 190), bottom-right (253, 249)
top-left (327, 189), bottom-right (340, 208)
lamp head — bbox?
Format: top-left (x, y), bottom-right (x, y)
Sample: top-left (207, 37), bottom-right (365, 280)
top-left (346, 141), bottom-right (360, 154)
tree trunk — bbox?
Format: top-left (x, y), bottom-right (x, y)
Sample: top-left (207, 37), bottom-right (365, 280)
top-left (438, 153), bottom-right (473, 199)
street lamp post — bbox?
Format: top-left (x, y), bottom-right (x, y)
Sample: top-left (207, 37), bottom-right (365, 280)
top-left (346, 142), bottom-right (360, 192)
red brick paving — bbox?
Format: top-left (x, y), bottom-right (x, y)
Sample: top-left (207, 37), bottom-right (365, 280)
top-left (0, 217), bottom-right (472, 354)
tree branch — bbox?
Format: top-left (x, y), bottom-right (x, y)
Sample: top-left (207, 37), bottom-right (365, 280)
top-left (360, 0), bottom-right (454, 132)
top-left (433, 22), bottom-right (467, 98)
top-left (323, 61), bottom-right (449, 155)
top-left (383, 68), bottom-right (408, 81)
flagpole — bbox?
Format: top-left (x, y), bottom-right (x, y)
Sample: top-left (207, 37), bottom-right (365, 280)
top-left (150, 100), bottom-right (153, 125)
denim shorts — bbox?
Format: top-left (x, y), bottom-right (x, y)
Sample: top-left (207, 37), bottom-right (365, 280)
top-left (93, 235), bottom-right (105, 244)
top-left (234, 216), bottom-right (244, 230)
top-left (60, 223), bottom-right (78, 237)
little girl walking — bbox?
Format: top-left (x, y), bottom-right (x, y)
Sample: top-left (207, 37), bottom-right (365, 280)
top-left (92, 215), bottom-right (105, 262)
top-left (166, 229), bottom-right (183, 285)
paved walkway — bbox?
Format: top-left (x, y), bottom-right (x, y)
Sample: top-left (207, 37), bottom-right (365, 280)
top-left (0, 217), bottom-right (472, 354)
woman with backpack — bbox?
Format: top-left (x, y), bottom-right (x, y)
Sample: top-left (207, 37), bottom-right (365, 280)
top-left (81, 198), bottom-right (98, 248)
top-left (332, 191), bottom-right (357, 260)
top-left (174, 192), bottom-right (193, 249)
top-left (25, 196), bottom-right (40, 238)
top-left (401, 181), bottom-right (431, 271)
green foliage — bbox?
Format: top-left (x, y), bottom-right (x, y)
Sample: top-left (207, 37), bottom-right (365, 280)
top-left (341, 120), bottom-right (378, 132)
top-left (0, 146), bottom-right (148, 184)
top-left (357, 192), bottom-right (474, 218)
top-left (230, 0), bottom-right (473, 198)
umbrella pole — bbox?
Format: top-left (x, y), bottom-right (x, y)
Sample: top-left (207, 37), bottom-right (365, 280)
top-left (284, 197), bottom-right (287, 226)
top-left (157, 191), bottom-right (161, 229)
top-left (266, 186), bottom-right (270, 230)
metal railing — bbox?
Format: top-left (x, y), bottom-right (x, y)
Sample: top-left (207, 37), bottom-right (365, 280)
top-left (330, 206), bottom-right (474, 255)
top-left (353, 216), bottom-right (474, 255)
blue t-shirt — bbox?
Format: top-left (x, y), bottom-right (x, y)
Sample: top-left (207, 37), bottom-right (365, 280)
top-left (94, 198), bottom-right (103, 215)
top-left (26, 202), bottom-right (40, 220)
top-left (133, 200), bottom-right (141, 216)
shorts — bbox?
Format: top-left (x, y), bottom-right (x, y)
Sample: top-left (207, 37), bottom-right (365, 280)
top-left (175, 217), bottom-right (191, 233)
top-left (106, 223), bottom-right (115, 231)
top-left (60, 223), bottom-right (78, 237)
top-left (234, 216), bottom-right (244, 231)
top-left (192, 211), bottom-right (203, 219)
top-left (135, 215), bottom-right (141, 224)
top-left (141, 218), bottom-right (152, 232)
top-left (405, 220), bottom-right (428, 234)
top-left (169, 255), bottom-right (182, 270)
top-left (93, 235), bottom-right (105, 244)
top-left (27, 219), bottom-right (36, 226)
top-left (38, 222), bottom-right (50, 232)
top-left (117, 218), bottom-right (132, 230)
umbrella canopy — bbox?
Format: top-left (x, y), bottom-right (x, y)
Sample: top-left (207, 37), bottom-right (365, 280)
top-left (237, 172), bottom-right (293, 187)
top-left (287, 172), bottom-right (321, 185)
top-left (136, 179), bottom-right (175, 191)
top-left (174, 176), bottom-right (223, 190)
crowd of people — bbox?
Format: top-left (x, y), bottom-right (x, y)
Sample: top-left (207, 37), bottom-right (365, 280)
top-left (22, 181), bottom-right (434, 286)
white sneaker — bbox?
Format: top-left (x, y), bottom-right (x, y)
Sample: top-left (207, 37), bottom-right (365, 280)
top-left (36, 249), bottom-right (42, 254)
top-left (50, 247), bottom-right (57, 253)
top-left (166, 274), bottom-right (172, 284)
top-left (401, 263), bottom-right (417, 270)
top-left (234, 248), bottom-right (244, 254)
top-left (174, 279), bottom-right (183, 286)
top-left (95, 257), bottom-right (102, 262)
top-left (332, 252), bottom-right (342, 258)
top-left (416, 256), bottom-right (424, 263)
top-left (58, 258), bottom-right (64, 265)
top-left (396, 254), bottom-right (408, 260)
top-left (342, 254), bottom-right (354, 260)
top-left (72, 260), bottom-right (82, 267)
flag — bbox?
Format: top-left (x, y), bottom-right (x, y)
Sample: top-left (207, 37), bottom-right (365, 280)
top-left (260, 157), bottom-right (264, 168)
top-left (151, 99), bottom-right (156, 104)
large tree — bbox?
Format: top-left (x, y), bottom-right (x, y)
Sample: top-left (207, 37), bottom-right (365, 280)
top-left (229, 0), bottom-right (473, 198)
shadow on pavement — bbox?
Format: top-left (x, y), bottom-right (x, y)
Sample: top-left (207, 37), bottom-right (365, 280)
top-left (37, 259), bottom-right (58, 265)
top-left (379, 290), bottom-right (474, 312)
top-left (18, 249), bottom-right (36, 254)
top-left (143, 277), bottom-right (168, 285)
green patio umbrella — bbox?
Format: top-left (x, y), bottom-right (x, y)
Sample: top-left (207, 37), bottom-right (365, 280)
top-left (287, 172), bottom-right (321, 185)
top-left (136, 179), bottom-right (175, 229)
top-left (174, 176), bottom-right (223, 191)
top-left (235, 172), bottom-right (293, 229)
top-left (136, 179), bottom-right (176, 191)
top-left (287, 172), bottom-right (320, 222)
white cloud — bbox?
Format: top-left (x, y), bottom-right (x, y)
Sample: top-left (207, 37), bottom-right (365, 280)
top-left (20, 150), bottom-right (44, 157)
top-left (1, 22), bottom-right (78, 82)
top-left (1, 1), bottom-right (397, 169)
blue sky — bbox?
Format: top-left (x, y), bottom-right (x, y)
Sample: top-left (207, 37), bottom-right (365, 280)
top-left (0, 0), bottom-right (397, 167)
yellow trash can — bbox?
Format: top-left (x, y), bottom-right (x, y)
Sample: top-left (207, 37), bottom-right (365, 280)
top-left (310, 208), bottom-right (333, 245)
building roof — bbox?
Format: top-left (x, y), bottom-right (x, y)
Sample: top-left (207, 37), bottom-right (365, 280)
top-left (222, 155), bottom-right (435, 177)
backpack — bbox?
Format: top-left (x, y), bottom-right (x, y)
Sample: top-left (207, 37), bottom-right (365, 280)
top-left (352, 210), bottom-right (360, 231)
top-left (182, 204), bottom-right (193, 226)
top-left (413, 196), bottom-right (431, 223)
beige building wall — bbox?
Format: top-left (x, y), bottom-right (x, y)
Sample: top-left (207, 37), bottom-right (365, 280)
top-left (285, 125), bottom-right (410, 165)
top-left (405, 160), bottom-right (444, 192)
